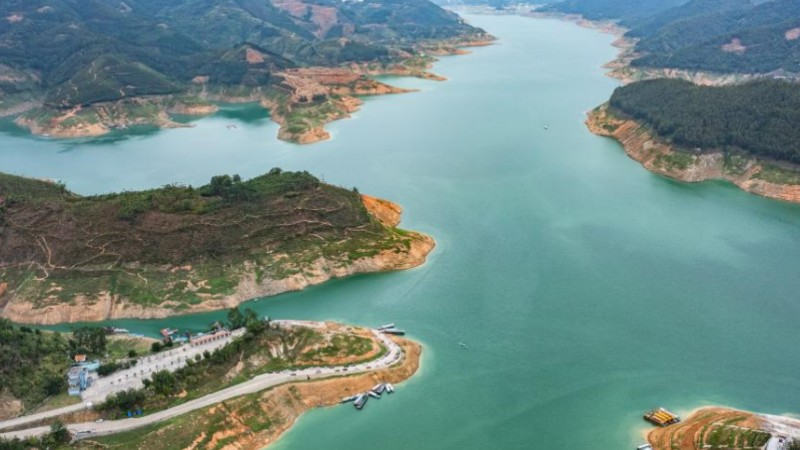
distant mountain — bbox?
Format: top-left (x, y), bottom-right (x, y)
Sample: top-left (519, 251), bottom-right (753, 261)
top-left (0, 0), bottom-right (483, 108)
top-left (536, 0), bottom-right (800, 76)
top-left (629, 0), bottom-right (800, 74)
top-left (536, 0), bottom-right (689, 24)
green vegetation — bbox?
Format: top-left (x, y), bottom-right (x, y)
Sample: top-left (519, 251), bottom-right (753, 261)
top-left (754, 165), bottom-right (800, 186)
top-left (625, 0), bottom-right (800, 75)
top-left (0, 0), bottom-right (484, 111)
top-left (0, 421), bottom-right (71, 450)
top-left (537, 0), bottom-right (688, 23)
top-left (98, 307), bottom-right (377, 417)
top-left (609, 78), bottom-right (800, 164)
top-left (699, 417), bottom-right (771, 449)
top-left (0, 319), bottom-right (156, 416)
top-left (74, 394), bottom-right (270, 450)
top-left (0, 319), bottom-right (71, 413)
top-left (1, 169), bottom-right (421, 314)
top-left (542, 0), bottom-right (800, 75)
top-left (105, 337), bottom-right (152, 361)
top-left (70, 327), bottom-right (107, 356)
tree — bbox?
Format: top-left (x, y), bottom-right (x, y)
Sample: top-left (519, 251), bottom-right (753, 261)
top-left (149, 370), bottom-right (179, 397)
top-left (789, 440), bottom-right (800, 450)
top-left (70, 327), bottom-right (107, 355)
top-left (49, 420), bottom-right (71, 444)
top-left (151, 342), bottom-right (163, 353)
top-left (128, 349), bottom-right (137, 358)
top-left (227, 307), bottom-right (245, 329)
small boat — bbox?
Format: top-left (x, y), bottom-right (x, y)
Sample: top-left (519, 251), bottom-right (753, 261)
top-left (377, 323), bottom-right (396, 331)
top-left (459, 342), bottom-right (468, 349)
top-left (544, 125), bottom-right (549, 130)
top-left (372, 384), bottom-right (386, 394)
top-left (160, 328), bottom-right (178, 337)
top-left (385, 383), bottom-right (394, 394)
top-left (382, 329), bottom-right (405, 336)
top-left (368, 390), bottom-right (381, 399)
top-left (341, 395), bottom-right (358, 403)
top-left (354, 394), bottom-right (368, 409)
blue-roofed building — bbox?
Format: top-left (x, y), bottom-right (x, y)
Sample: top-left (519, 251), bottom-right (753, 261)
top-left (67, 366), bottom-right (89, 396)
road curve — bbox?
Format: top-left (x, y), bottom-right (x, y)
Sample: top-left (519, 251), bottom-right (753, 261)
top-left (0, 327), bottom-right (403, 441)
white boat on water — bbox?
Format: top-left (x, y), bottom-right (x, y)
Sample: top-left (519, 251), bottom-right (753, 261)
top-left (354, 394), bottom-right (368, 409)
top-left (386, 383), bottom-right (394, 393)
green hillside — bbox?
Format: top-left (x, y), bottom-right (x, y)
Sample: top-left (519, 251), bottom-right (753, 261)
top-left (0, 320), bottom-right (72, 416)
top-left (0, 169), bottom-right (428, 317)
top-left (628, 0), bottom-right (800, 74)
top-left (608, 78), bottom-right (800, 164)
top-left (0, 0), bottom-right (485, 108)
top-left (536, 0), bottom-right (689, 23)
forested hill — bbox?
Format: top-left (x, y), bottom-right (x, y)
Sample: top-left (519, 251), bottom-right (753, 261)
top-left (629, 0), bottom-right (800, 75)
top-left (608, 79), bottom-right (800, 164)
top-left (0, 0), bottom-right (485, 108)
top-left (536, 0), bottom-right (689, 24)
top-left (537, 0), bottom-right (800, 76)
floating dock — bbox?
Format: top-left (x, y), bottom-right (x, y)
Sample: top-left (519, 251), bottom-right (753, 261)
top-left (381, 328), bottom-right (405, 336)
top-left (644, 408), bottom-right (681, 427)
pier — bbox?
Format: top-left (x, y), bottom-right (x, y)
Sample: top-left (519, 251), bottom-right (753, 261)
top-left (644, 408), bottom-right (681, 427)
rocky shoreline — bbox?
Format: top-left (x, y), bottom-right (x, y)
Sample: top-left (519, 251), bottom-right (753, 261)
top-left (0, 196), bottom-right (435, 325)
top-left (527, 11), bottom-right (800, 203)
top-left (587, 105), bottom-right (800, 203)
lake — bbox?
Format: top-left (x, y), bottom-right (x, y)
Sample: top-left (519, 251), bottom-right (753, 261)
top-left (3, 13), bottom-right (800, 450)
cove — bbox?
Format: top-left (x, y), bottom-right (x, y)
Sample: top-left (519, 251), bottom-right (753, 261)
top-left (3, 14), bottom-right (800, 450)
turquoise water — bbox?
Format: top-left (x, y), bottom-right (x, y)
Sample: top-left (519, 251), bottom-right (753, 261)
top-left (4, 14), bottom-right (800, 449)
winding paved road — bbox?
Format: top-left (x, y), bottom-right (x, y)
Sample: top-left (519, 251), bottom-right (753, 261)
top-left (0, 325), bottom-right (402, 441)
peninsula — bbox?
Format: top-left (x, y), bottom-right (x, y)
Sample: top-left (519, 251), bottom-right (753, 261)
top-left (0, 170), bottom-right (435, 324)
top-left (528, 0), bottom-right (800, 202)
top-left (0, 316), bottom-right (421, 450)
top-left (644, 406), bottom-right (800, 450)
top-left (0, 0), bottom-right (493, 143)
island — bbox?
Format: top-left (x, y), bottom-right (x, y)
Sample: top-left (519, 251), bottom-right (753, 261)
top-left (0, 0), bottom-right (494, 143)
top-left (0, 170), bottom-right (435, 324)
